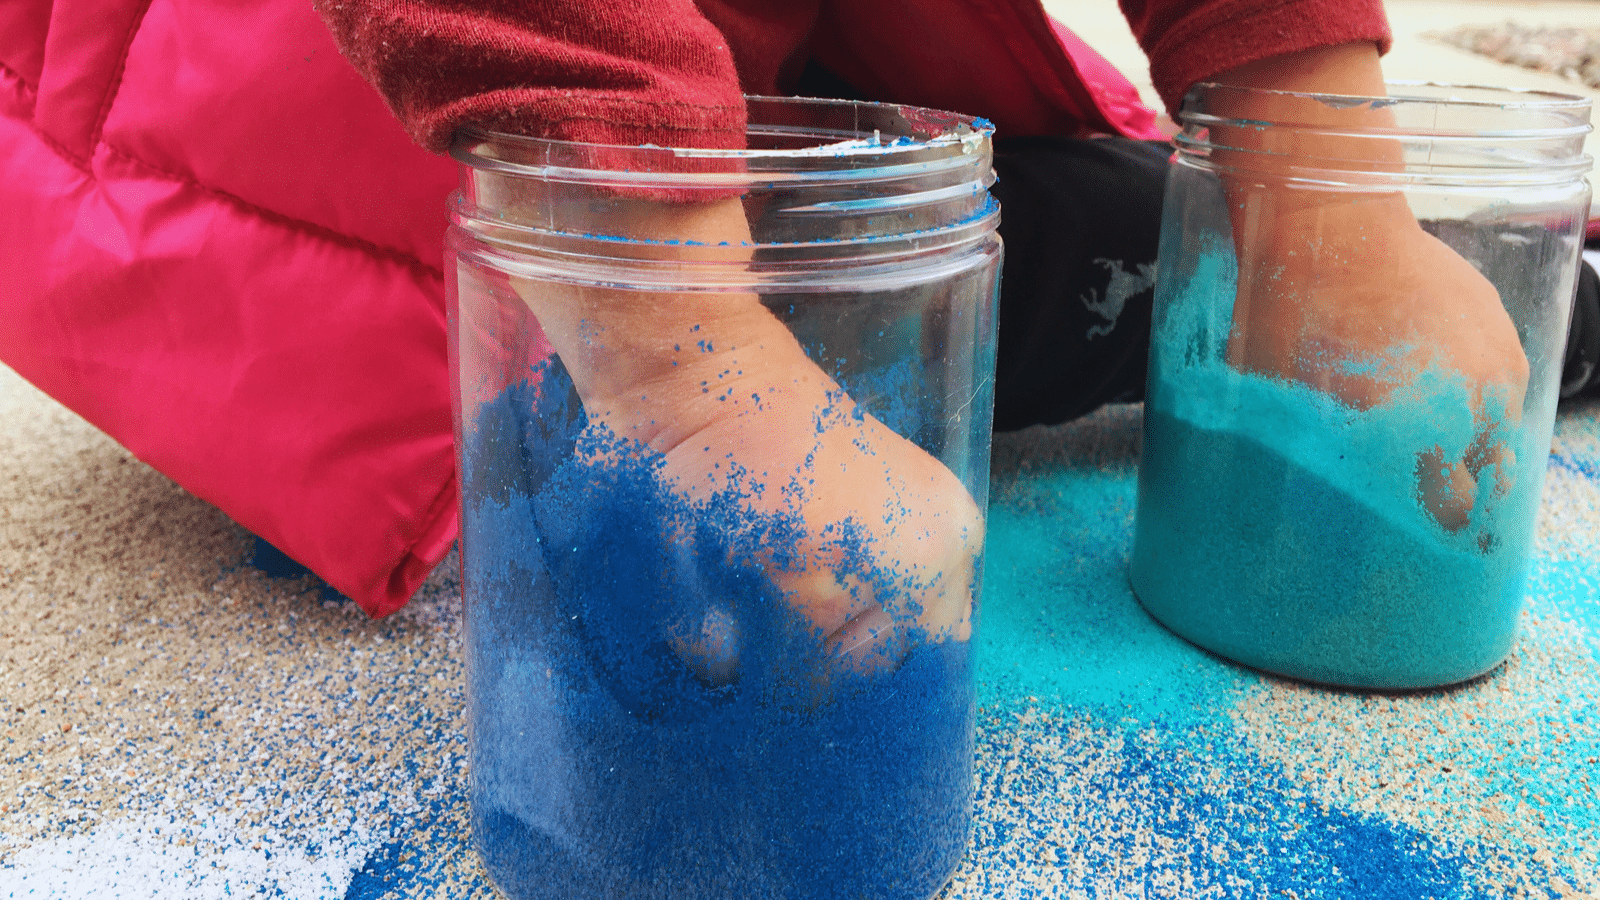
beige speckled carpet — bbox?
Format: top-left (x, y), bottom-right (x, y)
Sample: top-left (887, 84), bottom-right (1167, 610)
top-left (4, 347), bottom-right (1600, 900)
top-left (0, 362), bottom-right (479, 896)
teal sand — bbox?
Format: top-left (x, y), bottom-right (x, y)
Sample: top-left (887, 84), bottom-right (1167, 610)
top-left (1130, 238), bottom-right (1555, 689)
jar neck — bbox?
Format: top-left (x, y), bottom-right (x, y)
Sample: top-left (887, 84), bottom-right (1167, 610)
top-left (1175, 81), bottom-right (1593, 188)
top-left (451, 96), bottom-right (997, 249)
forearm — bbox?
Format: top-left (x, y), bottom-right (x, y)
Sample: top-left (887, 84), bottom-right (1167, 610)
top-left (1212, 39), bottom-right (1386, 96)
top-left (1207, 42), bottom-right (1409, 229)
top-left (1121, 0), bottom-right (1393, 116)
top-left (313, 0), bottom-right (748, 152)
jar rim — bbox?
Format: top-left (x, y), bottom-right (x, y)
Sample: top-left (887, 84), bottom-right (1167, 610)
top-left (1175, 80), bottom-right (1594, 186)
top-left (450, 95), bottom-right (1000, 255)
top-left (1188, 80), bottom-right (1592, 114)
top-left (1180, 80), bottom-right (1592, 139)
top-left (451, 95), bottom-right (995, 188)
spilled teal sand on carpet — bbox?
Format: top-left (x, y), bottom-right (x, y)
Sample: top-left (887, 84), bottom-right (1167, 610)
top-left (966, 400), bottom-right (1600, 898)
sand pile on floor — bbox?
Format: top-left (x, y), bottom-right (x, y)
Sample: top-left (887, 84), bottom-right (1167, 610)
top-left (1436, 22), bottom-right (1600, 89)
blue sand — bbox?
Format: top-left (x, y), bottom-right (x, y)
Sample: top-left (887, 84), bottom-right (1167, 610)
top-left (249, 537), bottom-right (313, 580)
top-left (965, 710), bottom-right (1528, 900)
top-left (978, 465), bottom-right (1247, 724)
top-left (458, 367), bottom-right (973, 900)
top-left (970, 413), bottom-right (1594, 898)
top-left (323, 390), bottom-right (1600, 898)
top-left (248, 536), bottom-right (351, 604)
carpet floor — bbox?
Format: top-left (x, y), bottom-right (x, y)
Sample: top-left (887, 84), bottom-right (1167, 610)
top-left (3, 360), bottom-right (1598, 899)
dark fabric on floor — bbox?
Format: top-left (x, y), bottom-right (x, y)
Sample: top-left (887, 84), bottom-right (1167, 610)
top-left (989, 137), bottom-right (1169, 431)
top-left (1563, 256), bottom-right (1600, 398)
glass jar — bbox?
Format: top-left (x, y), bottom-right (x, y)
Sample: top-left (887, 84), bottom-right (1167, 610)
top-left (1131, 82), bottom-right (1592, 690)
top-left (447, 97), bottom-right (1000, 899)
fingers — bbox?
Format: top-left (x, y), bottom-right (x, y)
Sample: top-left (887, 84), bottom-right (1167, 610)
top-left (825, 605), bottom-right (901, 672)
top-left (1414, 444), bottom-right (1476, 532)
top-left (768, 419), bottom-right (982, 671)
top-left (817, 512), bottom-right (980, 671)
top-left (1413, 410), bottom-right (1520, 537)
top-left (667, 605), bottom-right (743, 688)
top-left (665, 505), bottom-right (977, 682)
top-left (636, 388), bottom-right (981, 682)
top-left (1463, 420), bottom-right (1517, 502)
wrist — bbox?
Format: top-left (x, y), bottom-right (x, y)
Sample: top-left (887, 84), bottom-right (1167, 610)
top-left (1208, 42), bottom-right (1401, 181)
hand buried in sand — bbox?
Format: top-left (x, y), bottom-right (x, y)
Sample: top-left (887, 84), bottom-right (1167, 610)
top-left (511, 197), bottom-right (980, 675)
top-left (1225, 194), bottom-right (1528, 531)
top-left (1215, 43), bottom-right (1529, 532)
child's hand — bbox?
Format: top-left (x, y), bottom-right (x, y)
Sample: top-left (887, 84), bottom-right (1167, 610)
top-left (1212, 43), bottom-right (1530, 532)
top-left (511, 197), bottom-right (980, 674)
top-left (631, 327), bottom-right (981, 670)
top-left (1225, 192), bottom-right (1529, 530)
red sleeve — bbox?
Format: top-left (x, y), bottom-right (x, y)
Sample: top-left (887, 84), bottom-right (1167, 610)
top-left (1119, 0), bottom-right (1393, 114)
top-left (313, 0), bottom-right (749, 153)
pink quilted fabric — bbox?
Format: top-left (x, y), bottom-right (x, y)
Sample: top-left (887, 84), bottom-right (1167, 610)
top-left (0, 0), bottom-right (1178, 616)
top-left (0, 0), bottom-right (459, 616)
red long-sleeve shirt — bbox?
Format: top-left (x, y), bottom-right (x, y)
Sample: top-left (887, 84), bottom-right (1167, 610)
top-left (315, 0), bottom-right (1392, 153)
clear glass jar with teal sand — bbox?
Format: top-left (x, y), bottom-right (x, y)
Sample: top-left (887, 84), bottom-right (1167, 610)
top-left (446, 98), bottom-right (1000, 899)
top-left (1131, 82), bottom-right (1592, 690)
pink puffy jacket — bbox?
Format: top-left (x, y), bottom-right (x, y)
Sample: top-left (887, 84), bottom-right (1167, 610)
top-left (0, 0), bottom-right (1161, 615)
top-left (0, 0), bottom-right (459, 614)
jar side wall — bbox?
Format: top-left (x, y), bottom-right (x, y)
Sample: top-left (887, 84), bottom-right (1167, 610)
top-left (450, 224), bottom-right (996, 898)
top-left (1133, 97), bottom-right (1589, 687)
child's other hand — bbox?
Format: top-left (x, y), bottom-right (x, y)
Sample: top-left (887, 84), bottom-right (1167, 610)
top-left (1225, 193), bottom-right (1529, 530)
top-left (1212, 42), bottom-right (1530, 532)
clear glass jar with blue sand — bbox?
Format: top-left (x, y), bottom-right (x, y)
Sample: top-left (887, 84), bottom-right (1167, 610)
top-left (1131, 83), bottom-right (1592, 689)
top-left (446, 97), bottom-right (1000, 900)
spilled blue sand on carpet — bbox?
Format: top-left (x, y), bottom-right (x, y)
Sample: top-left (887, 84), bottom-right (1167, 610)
top-left (1458, 553), bottom-right (1600, 853)
top-left (341, 798), bottom-right (468, 900)
top-left (968, 709), bottom-right (1515, 899)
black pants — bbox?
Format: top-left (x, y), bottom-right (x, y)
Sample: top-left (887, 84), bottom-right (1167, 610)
top-left (1564, 254), bottom-right (1600, 398)
top-left (989, 136), bottom-right (1169, 430)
